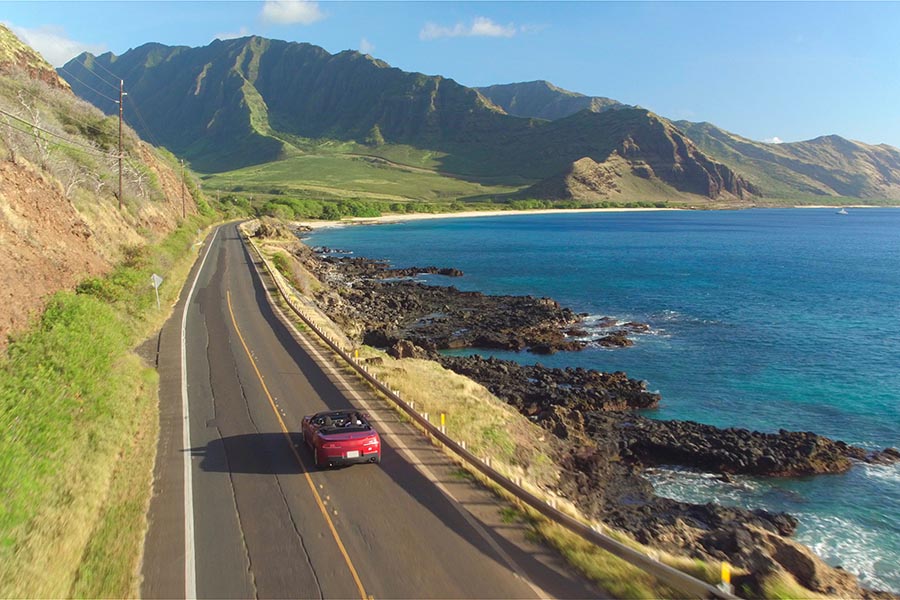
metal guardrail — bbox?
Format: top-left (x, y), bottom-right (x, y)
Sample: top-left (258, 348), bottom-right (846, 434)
top-left (242, 228), bottom-right (739, 600)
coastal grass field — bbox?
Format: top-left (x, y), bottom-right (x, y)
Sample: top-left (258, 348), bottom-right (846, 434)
top-left (200, 152), bottom-right (524, 206)
top-left (0, 214), bottom-right (216, 597)
top-left (199, 139), bottom-right (705, 221)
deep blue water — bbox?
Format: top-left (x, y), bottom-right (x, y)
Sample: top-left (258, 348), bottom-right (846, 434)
top-left (307, 209), bottom-right (900, 591)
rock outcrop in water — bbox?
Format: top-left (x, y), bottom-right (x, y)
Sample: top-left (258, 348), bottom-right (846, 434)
top-left (437, 354), bottom-right (659, 437)
top-left (308, 253), bottom-right (596, 354)
top-left (606, 414), bottom-right (900, 476)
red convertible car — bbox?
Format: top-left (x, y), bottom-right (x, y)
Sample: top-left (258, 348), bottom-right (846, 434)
top-left (301, 410), bottom-right (381, 468)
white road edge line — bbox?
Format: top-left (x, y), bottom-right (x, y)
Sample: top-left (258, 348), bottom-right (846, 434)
top-left (254, 258), bottom-right (552, 600)
top-left (181, 226), bottom-right (219, 600)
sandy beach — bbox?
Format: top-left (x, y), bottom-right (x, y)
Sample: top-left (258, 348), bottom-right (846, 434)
top-left (293, 206), bottom-right (680, 229)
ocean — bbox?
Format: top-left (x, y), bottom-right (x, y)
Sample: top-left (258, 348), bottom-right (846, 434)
top-left (306, 208), bottom-right (900, 592)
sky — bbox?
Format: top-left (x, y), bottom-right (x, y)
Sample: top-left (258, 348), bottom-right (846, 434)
top-left (4, 1), bottom-right (900, 148)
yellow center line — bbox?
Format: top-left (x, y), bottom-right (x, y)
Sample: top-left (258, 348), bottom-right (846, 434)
top-left (226, 290), bottom-right (368, 600)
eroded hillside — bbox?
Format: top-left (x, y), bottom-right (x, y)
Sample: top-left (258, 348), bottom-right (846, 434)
top-left (0, 26), bottom-right (200, 348)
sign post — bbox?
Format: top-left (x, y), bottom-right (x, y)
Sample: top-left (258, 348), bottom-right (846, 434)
top-left (151, 273), bottom-right (164, 310)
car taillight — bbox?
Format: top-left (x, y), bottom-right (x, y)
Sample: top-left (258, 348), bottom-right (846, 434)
top-left (323, 443), bottom-right (339, 449)
top-left (364, 437), bottom-right (379, 446)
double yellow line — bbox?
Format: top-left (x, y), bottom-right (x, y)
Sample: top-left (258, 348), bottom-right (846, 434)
top-left (226, 290), bottom-right (368, 600)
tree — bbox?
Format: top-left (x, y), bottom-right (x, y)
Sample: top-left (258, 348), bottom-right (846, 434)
top-left (365, 124), bottom-right (385, 147)
top-left (17, 91), bottom-right (52, 169)
top-left (59, 159), bottom-right (87, 199)
top-left (0, 115), bottom-right (26, 164)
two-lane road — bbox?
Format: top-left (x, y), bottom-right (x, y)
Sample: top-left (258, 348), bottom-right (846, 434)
top-left (141, 223), bottom-right (601, 599)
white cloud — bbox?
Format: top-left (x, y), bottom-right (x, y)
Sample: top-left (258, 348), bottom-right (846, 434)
top-left (6, 23), bottom-right (105, 67)
top-left (518, 24), bottom-right (547, 35)
top-left (213, 27), bottom-right (251, 41)
top-left (764, 136), bottom-right (784, 144)
top-left (260, 0), bottom-right (324, 25)
top-left (420, 17), bottom-right (516, 41)
top-left (359, 37), bottom-right (375, 54)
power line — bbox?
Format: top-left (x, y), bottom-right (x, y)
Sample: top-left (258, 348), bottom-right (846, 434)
top-left (68, 55), bottom-right (119, 91)
top-left (127, 96), bottom-right (163, 148)
top-left (57, 66), bottom-right (118, 103)
top-left (0, 107), bottom-right (119, 158)
top-left (13, 85), bottom-right (118, 141)
top-left (0, 118), bottom-right (111, 160)
top-left (76, 54), bottom-right (122, 85)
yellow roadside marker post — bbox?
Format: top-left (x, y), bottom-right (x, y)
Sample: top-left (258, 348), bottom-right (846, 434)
top-left (718, 562), bottom-right (733, 595)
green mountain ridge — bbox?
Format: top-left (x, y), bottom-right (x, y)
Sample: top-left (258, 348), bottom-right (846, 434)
top-left (62, 36), bottom-right (758, 203)
top-left (476, 80), bottom-right (627, 121)
top-left (674, 121), bottom-right (900, 200)
top-left (472, 77), bottom-right (900, 202)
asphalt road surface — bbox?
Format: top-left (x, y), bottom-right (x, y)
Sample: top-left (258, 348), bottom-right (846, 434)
top-left (141, 223), bottom-right (603, 599)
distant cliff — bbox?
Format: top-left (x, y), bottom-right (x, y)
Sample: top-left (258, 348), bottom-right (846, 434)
top-left (477, 80), bottom-right (626, 120)
top-left (676, 121), bottom-right (900, 201)
top-left (523, 110), bottom-right (758, 203)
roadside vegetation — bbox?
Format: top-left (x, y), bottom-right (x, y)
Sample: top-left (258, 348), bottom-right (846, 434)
top-left (0, 213), bottom-right (215, 597)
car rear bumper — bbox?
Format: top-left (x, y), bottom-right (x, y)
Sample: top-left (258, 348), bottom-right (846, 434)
top-left (320, 450), bottom-right (380, 467)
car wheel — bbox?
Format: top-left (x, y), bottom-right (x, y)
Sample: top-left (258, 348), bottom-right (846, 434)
top-left (314, 449), bottom-right (324, 470)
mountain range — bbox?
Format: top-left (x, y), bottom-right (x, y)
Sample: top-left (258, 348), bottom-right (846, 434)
top-left (61, 36), bottom-right (900, 204)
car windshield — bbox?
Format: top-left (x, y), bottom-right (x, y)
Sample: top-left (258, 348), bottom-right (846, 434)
top-left (314, 412), bottom-right (370, 434)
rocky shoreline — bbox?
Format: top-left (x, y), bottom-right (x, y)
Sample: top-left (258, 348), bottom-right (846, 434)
top-left (267, 221), bottom-right (899, 598)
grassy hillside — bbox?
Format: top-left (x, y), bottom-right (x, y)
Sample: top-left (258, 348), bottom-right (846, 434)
top-left (0, 217), bottom-right (214, 597)
top-left (202, 152), bottom-right (520, 206)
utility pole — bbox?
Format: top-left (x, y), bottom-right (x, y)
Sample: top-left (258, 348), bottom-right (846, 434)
top-left (117, 80), bottom-right (127, 210)
top-left (181, 158), bottom-right (185, 219)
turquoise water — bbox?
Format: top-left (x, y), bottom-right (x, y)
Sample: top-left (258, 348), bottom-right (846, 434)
top-left (307, 209), bottom-right (900, 591)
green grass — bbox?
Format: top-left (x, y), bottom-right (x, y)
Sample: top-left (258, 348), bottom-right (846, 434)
top-left (201, 152), bottom-right (522, 205)
top-left (0, 294), bottom-right (142, 597)
top-left (0, 214), bottom-right (216, 597)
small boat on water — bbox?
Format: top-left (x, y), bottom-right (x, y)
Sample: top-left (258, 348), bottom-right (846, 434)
top-left (836, 207), bottom-right (849, 215)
